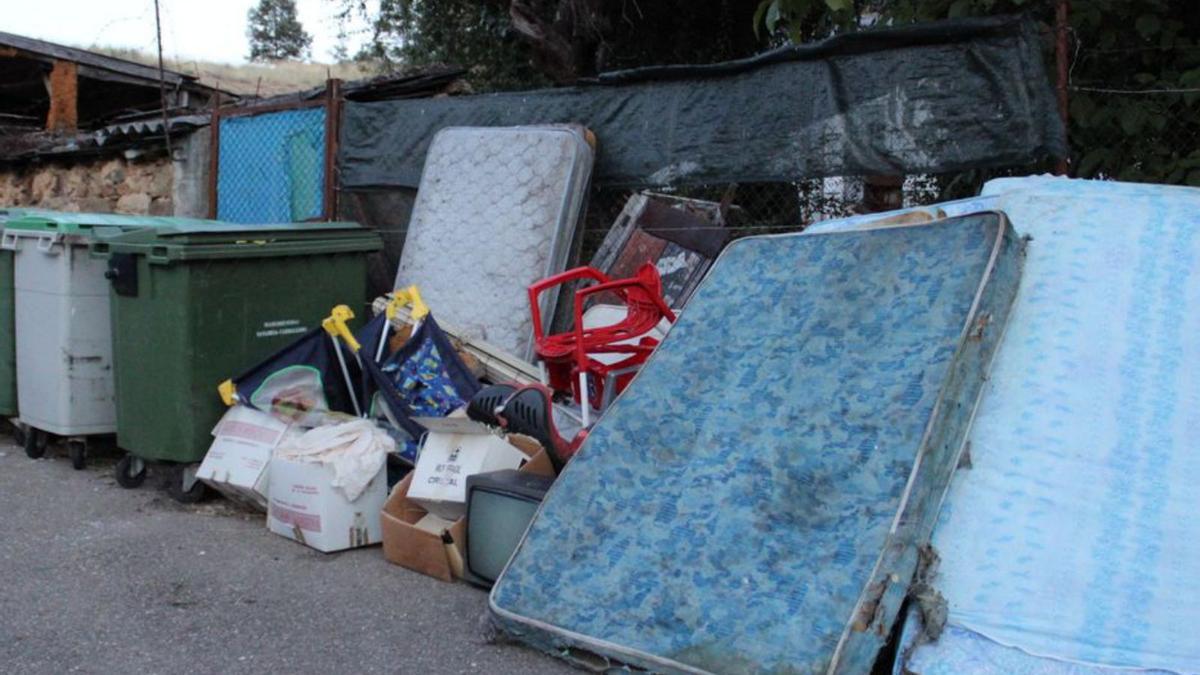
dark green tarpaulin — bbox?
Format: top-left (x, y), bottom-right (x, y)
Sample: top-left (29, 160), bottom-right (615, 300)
top-left (339, 15), bottom-right (1065, 190)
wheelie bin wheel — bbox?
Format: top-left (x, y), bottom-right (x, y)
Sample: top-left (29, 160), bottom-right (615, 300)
top-left (23, 428), bottom-right (45, 460)
top-left (168, 464), bottom-right (209, 504)
top-left (11, 423), bottom-right (26, 448)
top-left (68, 441), bottom-right (87, 470)
top-left (115, 455), bottom-right (147, 489)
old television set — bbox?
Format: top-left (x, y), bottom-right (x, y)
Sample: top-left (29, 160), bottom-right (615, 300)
top-left (465, 469), bottom-right (554, 588)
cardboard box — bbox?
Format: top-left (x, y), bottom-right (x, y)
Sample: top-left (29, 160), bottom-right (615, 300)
top-left (406, 417), bottom-right (532, 520)
top-left (381, 435), bottom-right (553, 582)
top-left (267, 457), bottom-right (387, 553)
top-left (197, 406), bottom-right (296, 511)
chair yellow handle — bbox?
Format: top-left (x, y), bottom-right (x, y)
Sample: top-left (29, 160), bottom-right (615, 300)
top-left (387, 285), bottom-right (429, 321)
top-left (218, 378), bottom-right (236, 406)
top-left (322, 304), bottom-right (362, 353)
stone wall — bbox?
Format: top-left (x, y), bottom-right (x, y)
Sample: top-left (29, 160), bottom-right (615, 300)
top-left (0, 154), bottom-right (173, 215)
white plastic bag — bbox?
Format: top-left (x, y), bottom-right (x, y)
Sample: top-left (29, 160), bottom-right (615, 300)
top-left (275, 419), bottom-right (394, 502)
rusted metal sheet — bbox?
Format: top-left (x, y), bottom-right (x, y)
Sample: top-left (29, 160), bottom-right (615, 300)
top-left (589, 192), bottom-right (732, 309)
top-left (323, 79), bottom-right (342, 221)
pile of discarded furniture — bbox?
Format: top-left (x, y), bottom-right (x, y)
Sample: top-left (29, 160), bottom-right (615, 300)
top-left (3, 120), bottom-right (1197, 674)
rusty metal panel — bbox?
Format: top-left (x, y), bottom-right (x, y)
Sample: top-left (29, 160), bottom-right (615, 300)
top-left (590, 193), bottom-right (730, 309)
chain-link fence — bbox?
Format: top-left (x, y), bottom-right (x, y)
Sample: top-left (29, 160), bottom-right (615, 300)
top-left (213, 103), bottom-right (330, 223)
top-left (343, 177), bottom-right (972, 296)
top-left (566, 13), bottom-right (1200, 255)
top-left (1068, 44), bottom-right (1200, 185)
top-left (578, 170), bottom-right (1045, 262)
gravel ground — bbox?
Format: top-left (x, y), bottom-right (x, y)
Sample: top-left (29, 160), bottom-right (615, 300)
top-left (0, 437), bottom-right (573, 675)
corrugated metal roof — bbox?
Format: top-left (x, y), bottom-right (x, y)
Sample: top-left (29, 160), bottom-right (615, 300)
top-left (0, 30), bottom-right (194, 86)
top-left (95, 115), bottom-right (208, 146)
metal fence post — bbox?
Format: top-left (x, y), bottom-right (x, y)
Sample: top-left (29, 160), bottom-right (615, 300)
top-left (324, 78), bottom-right (343, 221)
top-left (1055, 0), bottom-right (1071, 176)
top-left (206, 91), bottom-right (221, 219)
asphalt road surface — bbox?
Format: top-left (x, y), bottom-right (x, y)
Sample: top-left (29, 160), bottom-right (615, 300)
top-left (0, 438), bottom-right (573, 674)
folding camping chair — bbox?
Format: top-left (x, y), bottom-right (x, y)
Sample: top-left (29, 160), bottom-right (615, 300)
top-left (528, 262), bottom-right (676, 426)
top-left (370, 286), bottom-right (429, 363)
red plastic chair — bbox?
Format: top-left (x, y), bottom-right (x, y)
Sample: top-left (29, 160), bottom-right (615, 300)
top-left (528, 263), bottom-right (676, 424)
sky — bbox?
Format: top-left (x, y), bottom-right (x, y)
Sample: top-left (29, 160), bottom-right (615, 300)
top-left (2, 0), bottom-right (373, 64)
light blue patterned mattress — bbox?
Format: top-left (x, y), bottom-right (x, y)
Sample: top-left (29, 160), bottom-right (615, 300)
top-left (895, 609), bottom-right (1175, 675)
top-left (811, 177), bottom-right (1200, 675)
top-left (490, 213), bottom-right (1023, 673)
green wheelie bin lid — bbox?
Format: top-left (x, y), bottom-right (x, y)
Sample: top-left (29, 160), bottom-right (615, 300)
top-left (0, 208), bottom-right (35, 221)
top-left (91, 219), bottom-right (382, 263)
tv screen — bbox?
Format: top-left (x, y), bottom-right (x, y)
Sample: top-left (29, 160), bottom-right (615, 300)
top-left (466, 470), bottom-right (554, 587)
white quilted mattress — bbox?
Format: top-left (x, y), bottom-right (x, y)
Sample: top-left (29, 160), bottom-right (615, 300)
top-left (394, 125), bottom-right (593, 360)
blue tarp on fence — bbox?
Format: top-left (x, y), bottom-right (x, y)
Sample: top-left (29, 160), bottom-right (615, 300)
top-left (217, 107), bottom-right (325, 223)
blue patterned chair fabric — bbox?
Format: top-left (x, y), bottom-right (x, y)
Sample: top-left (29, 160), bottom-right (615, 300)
top-left (489, 213), bottom-right (1024, 674)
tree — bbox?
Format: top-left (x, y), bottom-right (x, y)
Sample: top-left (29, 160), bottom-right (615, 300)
top-left (340, 0), bottom-right (761, 91)
top-left (351, 0), bottom-right (548, 91)
top-left (507, 0), bottom-right (761, 83)
top-left (247, 0), bottom-right (313, 61)
top-left (329, 27), bottom-right (350, 63)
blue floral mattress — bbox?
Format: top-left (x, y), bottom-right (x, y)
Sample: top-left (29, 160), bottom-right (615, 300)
top-left (489, 213), bottom-right (1024, 674)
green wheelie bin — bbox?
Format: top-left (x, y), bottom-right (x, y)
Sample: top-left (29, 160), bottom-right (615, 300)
top-left (0, 207), bottom-right (43, 434)
top-left (92, 220), bottom-right (381, 501)
top-left (0, 208), bottom-right (27, 434)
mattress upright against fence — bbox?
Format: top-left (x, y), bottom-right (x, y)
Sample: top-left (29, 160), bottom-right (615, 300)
top-left (489, 213), bottom-right (1024, 674)
top-left (393, 125), bottom-right (593, 361)
top-left (916, 179), bottom-right (1199, 675)
top-left (802, 176), bottom-right (1200, 675)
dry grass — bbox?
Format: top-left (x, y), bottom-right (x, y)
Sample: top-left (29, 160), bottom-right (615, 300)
top-left (88, 46), bottom-right (374, 98)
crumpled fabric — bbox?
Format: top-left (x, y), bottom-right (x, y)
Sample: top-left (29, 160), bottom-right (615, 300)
top-left (275, 419), bottom-right (394, 502)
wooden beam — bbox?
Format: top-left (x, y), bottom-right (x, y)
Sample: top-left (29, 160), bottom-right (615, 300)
top-left (45, 59), bottom-right (78, 132)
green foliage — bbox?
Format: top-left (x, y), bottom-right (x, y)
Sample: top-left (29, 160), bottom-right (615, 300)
top-left (1058, 1), bottom-right (1200, 183)
top-left (341, 1), bottom-right (761, 92)
top-left (247, 0), bottom-right (313, 61)
top-left (754, 0), bottom-right (1200, 186)
top-left (349, 0), bottom-right (548, 92)
top-left (752, 0), bottom-right (862, 43)
top-left (581, 1), bottom-right (761, 74)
